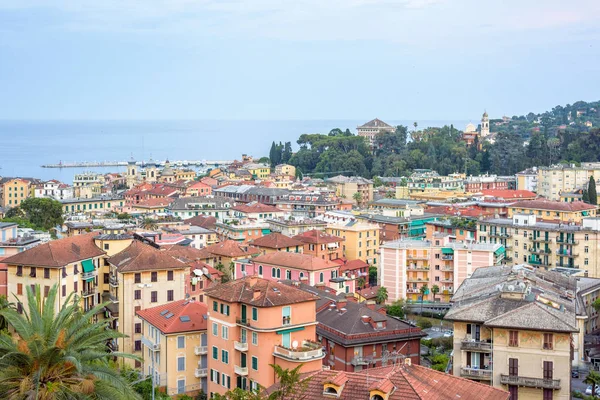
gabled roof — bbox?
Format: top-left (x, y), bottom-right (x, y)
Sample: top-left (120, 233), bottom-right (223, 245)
top-left (253, 252), bottom-right (339, 271)
top-left (184, 215), bottom-right (217, 230)
top-left (195, 240), bottom-right (261, 259)
top-left (136, 299), bottom-right (208, 334)
top-left (249, 232), bottom-right (303, 249)
top-left (357, 118), bottom-right (393, 129)
top-left (510, 199), bottom-right (596, 212)
top-left (231, 202), bottom-right (282, 214)
top-left (107, 240), bottom-right (188, 273)
top-left (294, 229), bottom-right (343, 245)
top-left (204, 276), bottom-right (318, 307)
top-left (340, 259), bottom-right (368, 272)
top-left (3, 233), bottom-right (105, 267)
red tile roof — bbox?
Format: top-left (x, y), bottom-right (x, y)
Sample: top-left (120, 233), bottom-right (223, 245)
top-left (195, 240), bottom-right (261, 259)
top-left (253, 252), bottom-right (339, 271)
top-left (293, 229), bottom-right (344, 245)
top-left (135, 197), bottom-right (175, 208)
top-left (510, 199), bottom-right (597, 212)
top-left (107, 240), bottom-right (188, 273)
top-left (340, 259), bottom-right (368, 272)
top-left (480, 189), bottom-right (537, 199)
top-left (231, 202), bottom-right (282, 214)
top-left (3, 233), bottom-right (105, 267)
top-left (249, 232), bottom-right (303, 249)
top-left (204, 276), bottom-right (318, 307)
top-left (268, 363), bottom-right (509, 400)
top-left (136, 299), bottom-right (208, 334)
top-left (184, 215), bottom-right (217, 230)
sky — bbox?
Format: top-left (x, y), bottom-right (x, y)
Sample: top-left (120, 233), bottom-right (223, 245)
top-left (0, 0), bottom-right (599, 120)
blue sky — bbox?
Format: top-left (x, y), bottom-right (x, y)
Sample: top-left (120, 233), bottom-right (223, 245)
top-left (0, 0), bottom-right (599, 120)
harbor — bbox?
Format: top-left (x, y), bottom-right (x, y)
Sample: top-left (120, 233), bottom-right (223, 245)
top-left (41, 160), bottom-right (234, 169)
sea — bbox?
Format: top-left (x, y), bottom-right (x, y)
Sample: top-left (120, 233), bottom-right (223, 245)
top-left (0, 119), bottom-right (469, 182)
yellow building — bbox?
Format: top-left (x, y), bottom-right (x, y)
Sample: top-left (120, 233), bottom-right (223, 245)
top-left (537, 163), bottom-right (600, 202)
top-left (327, 175), bottom-right (373, 205)
top-left (408, 190), bottom-right (472, 202)
top-left (274, 164), bottom-right (296, 177)
top-left (507, 199), bottom-right (597, 224)
top-left (1, 178), bottom-right (33, 208)
top-left (326, 221), bottom-right (379, 265)
top-left (137, 299), bottom-right (209, 396)
top-left (176, 169), bottom-right (197, 181)
top-left (244, 164), bottom-right (271, 180)
top-left (446, 265), bottom-right (581, 400)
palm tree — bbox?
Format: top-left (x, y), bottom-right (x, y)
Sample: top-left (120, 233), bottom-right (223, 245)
top-left (0, 295), bottom-right (15, 331)
top-left (584, 370), bottom-right (600, 397)
top-left (0, 284), bottom-right (141, 399)
top-left (352, 192), bottom-right (363, 206)
top-left (141, 217), bottom-right (157, 230)
top-left (357, 277), bottom-right (366, 290)
top-left (376, 286), bottom-right (389, 304)
top-left (431, 285), bottom-right (440, 302)
top-left (419, 284), bottom-right (429, 313)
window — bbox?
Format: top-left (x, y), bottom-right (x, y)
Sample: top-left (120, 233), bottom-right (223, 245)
top-left (30, 267), bottom-right (36, 278)
top-left (585, 246), bottom-right (589, 253)
top-left (271, 268), bottom-right (277, 278)
top-left (44, 268), bottom-right (50, 279)
top-left (252, 332), bottom-right (258, 346)
top-left (509, 385), bottom-right (518, 400)
top-left (177, 379), bottom-right (185, 395)
top-left (252, 307), bottom-right (258, 321)
top-left (221, 349), bottom-right (229, 364)
top-left (17, 283), bottom-right (23, 295)
top-left (104, 273), bottom-right (109, 284)
top-left (222, 326), bottom-right (229, 340)
top-left (177, 336), bottom-right (185, 349)
top-left (104, 243), bottom-right (109, 250)
top-left (134, 290), bottom-right (141, 300)
top-left (258, 265), bottom-right (263, 275)
top-left (62, 285), bottom-right (66, 297)
top-left (16, 265), bottom-right (22, 276)
top-left (435, 265), bottom-right (440, 270)
top-left (212, 346), bottom-right (218, 359)
top-left (212, 322), bottom-right (218, 336)
top-left (509, 330), bottom-right (518, 347)
top-left (543, 333), bottom-right (553, 350)
top-left (134, 340), bottom-right (142, 351)
top-left (44, 286), bottom-right (49, 297)
top-left (543, 361), bottom-right (553, 379)
top-left (151, 272), bottom-right (158, 282)
top-left (251, 356), bottom-right (258, 371)
top-left (434, 277), bottom-right (439, 282)
top-left (134, 273), bottom-right (141, 283)
top-left (167, 290), bottom-right (174, 301)
top-left (177, 356), bottom-right (185, 371)
top-left (135, 323), bottom-right (141, 334)
top-left (509, 358), bottom-right (518, 376)
top-left (211, 369), bottom-right (219, 384)
top-left (585, 258), bottom-right (589, 266)
top-left (585, 234), bottom-right (589, 241)
top-left (168, 271), bottom-right (174, 281)
top-left (213, 301), bottom-right (218, 312)
top-left (151, 291), bottom-right (157, 303)
top-left (319, 272), bottom-right (324, 283)
top-left (220, 303), bottom-right (230, 316)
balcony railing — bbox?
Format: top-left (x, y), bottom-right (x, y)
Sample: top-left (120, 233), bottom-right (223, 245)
top-left (460, 367), bottom-right (492, 380)
top-left (531, 236), bottom-right (552, 243)
top-left (555, 262), bottom-right (579, 269)
top-left (236, 318), bottom-right (251, 327)
top-left (81, 270), bottom-right (97, 280)
top-left (407, 288), bottom-right (420, 294)
top-left (407, 255), bottom-right (429, 260)
top-left (556, 237), bottom-right (577, 245)
top-left (234, 341), bottom-right (248, 352)
top-left (442, 255), bottom-right (454, 260)
top-left (555, 250), bottom-right (578, 257)
top-left (529, 247), bottom-right (551, 255)
top-left (81, 288), bottom-right (97, 297)
top-left (461, 339), bottom-right (492, 352)
top-left (273, 341), bottom-right (324, 362)
top-left (194, 345), bottom-right (208, 355)
top-left (195, 368), bottom-right (208, 378)
top-left (109, 276), bottom-right (119, 287)
top-left (234, 365), bottom-right (248, 376)
top-left (500, 374), bottom-right (560, 390)
top-left (141, 336), bottom-right (160, 351)
top-left (351, 356), bottom-right (370, 366)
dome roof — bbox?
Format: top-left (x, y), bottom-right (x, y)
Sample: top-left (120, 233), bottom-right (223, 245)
top-left (465, 123), bottom-right (476, 133)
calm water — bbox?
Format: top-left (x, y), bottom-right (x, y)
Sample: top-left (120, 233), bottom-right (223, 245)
top-left (1, 119), bottom-right (469, 181)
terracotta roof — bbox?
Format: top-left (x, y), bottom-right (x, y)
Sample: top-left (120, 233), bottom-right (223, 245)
top-left (136, 299), bottom-right (208, 334)
top-left (3, 233), bottom-right (105, 267)
top-left (480, 189), bottom-right (537, 199)
top-left (267, 364), bottom-right (509, 400)
top-left (231, 202), bottom-right (282, 214)
top-left (340, 259), bottom-right (368, 272)
top-left (135, 197), bottom-right (175, 208)
top-left (189, 260), bottom-right (223, 279)
top-left (204, 276), bottom-right (318, 307)
top-left (293, 229), bottom-right (344, 245)
top-left (195, 240), bottom-right (261, 259)
top-left (107, 240), bottom-right (188, 273)
top-left (184, 215), bottom-right (217, 230)
top-left (164, 245), bottom-right (208, 262)
top-left (249, 232), bottom-right (303, 249)
top-left (253, 252), bottom-right (339, 271)
top-left (357, 285), bottom-right (380, 300)
top-left (187, 181), bottom-right (211, 190)
top-left (510, 199), bottom-right (597, 212)
top-left (358, 118), bottom-right (393, 129)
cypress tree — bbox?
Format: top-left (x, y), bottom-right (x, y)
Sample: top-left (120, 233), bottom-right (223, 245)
top-left (589, 176), bottom-right (598, 205)
top-left (582, 189), bottom-right (590, 204)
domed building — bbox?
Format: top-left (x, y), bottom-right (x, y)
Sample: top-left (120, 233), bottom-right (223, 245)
top-left (160, 159), bottom-right (176, 183)
top-left (465, 122), bottom-right (477, 133)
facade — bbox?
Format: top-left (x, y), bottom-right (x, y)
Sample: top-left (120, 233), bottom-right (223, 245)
top-left (204, 277), bottom-right (324, 397)
top-left (185, 181), bottom-right (213, 197)
top-left (380, 236), bottom-right (505, 303)
top-left (170, 197), bottom-right (234, 221)
top-left (507, 199), bottom-right (597, 223)
top-left (274, 193), bottom-right (337, 218)
top-left (446, 265), bottom-right (581, 400)
top-left (137, 299), bottom-right (209, 396)
top-left (60, 195), bottom-right (125, 214)
top-left (35, 180), bottom-right (74, 200)
top-left (327, 176), bottom-right (373, 205)
top-left (537, 163), bottom-right (600, 202)
top-left (516, 167), bottom-right (539, 192)
top-left (266, 217), bottom-right (328, 236)
top-left (194, 240), bottom-right (261, 269)
top-left (293, 229), bottom-right (344, 261)
top-left (244, 164), bottom-right (271, 180)
top-left (1, 178), bottom-right (33, 208)
top-left (214, 221), bottom-right (271, 243)
top-left (464, 175), bottom-right (515, 192)
top-left (356, 118), bottom-right (395, 147)
top-left (368, 199), bottom-right (425, 218)
top-left (230, 202), bottom-right (285, 220)
top-left (247, 232), bottom-right (304, 255)
top-left (274, 164), bottom-right (296, 177)
top-left (326, 221), bottom-right (380, 265)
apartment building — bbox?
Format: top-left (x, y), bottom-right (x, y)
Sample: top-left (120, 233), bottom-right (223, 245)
top-left (380, 235), bottom-right (504, 303)
top-left (195, 240), bottom-right (261, 269)
top-left (537, 163), bottom-right (600, 202)
top-left (274, 193), bottom-right (338, 219)
top-left (446, 265), bottom-right (583, 400)
top-left (326, 221), bottom-right (380, 265)
top-left (169, 197), bottom-right (234, 221)
top-left (516, 167), bottom-right (539, 192)
top-left (293, 229), bottom-right (344, 260)
top-left (507, 199), bottom-right (597, 224)
top-left (60, 195), bottom-right (125, 214)
top-left (137, 299), bottom-right (209, 396)
top-left (267, 217), bottom-right (328, 237)
top-left (247, 232), bottom-right (303, 255)
top-left (367, 199), bottom-right (425, 218)
top-left (478, 214), bottom-right (600, 277)
top-left (0, 177), bottom-right (34, 208)
top-left (203, 277), bottom-right (324, 397)
top-left (230, 202), bottom-right (285, 221)
top-left (327, 175), bottom-right (373, 204)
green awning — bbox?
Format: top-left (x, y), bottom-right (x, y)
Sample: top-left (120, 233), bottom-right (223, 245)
top-left (276, 327), bottom-right (305, 335)
top-left (494, 246), bottom-right (506, 256)
top-left (82, 259), bottom-right (95, 273)
top-left (441, 248), bottom-right (454, 254)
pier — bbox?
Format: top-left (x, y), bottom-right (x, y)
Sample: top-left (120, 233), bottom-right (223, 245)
top-left (41, 160), bottom-right (234, 169)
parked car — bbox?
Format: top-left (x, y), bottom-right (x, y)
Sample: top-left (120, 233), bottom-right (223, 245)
top-left (443, 331), bottom-right (453, 338)
top-left (586, 385), bottom-right (593, 395)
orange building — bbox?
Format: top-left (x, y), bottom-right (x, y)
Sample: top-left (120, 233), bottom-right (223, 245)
top-left (204, 277), bottom-right (324, 397)
top-left (186, 181), bottom-right (213, 197)
top-left (247, 232), bottom-right (303, 255)
top-left (293, 229), bottom-right (344, 261)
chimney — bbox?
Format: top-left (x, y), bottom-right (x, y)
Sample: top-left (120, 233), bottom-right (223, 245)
top-left (361, 315), bottom-right (370, 323)
top-left (336, 299), bottom-right (347, 311)
top-left (252, 289), bottom-right (262, 301)
top-left (248, 276), bottom-right (258, 287)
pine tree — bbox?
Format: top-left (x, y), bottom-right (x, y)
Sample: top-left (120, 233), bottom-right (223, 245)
top-left (269, 141), bottom-right (277, 167)
top-left (589, 176), bottom-right (598, 205)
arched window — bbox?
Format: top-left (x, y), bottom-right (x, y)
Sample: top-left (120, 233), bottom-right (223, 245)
top-left (324, 387), bottom-right (338, 396)
top-left (258, 265), bottom-right (263, 276)
top-left (299, 272), bottom-right (304, 279)
top-left (286, 270), bottom-right (291, 280)
top-left (320, 272), bottom-right (324, 283)
top-left (276, 268), bottom-right (281, 279)
top-left (271, 268), bottom-right (277, 278)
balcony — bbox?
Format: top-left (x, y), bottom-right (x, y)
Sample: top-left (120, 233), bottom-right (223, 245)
top-left (441, 278), bottom-right (453, 283)
top-left (407, 255), bottom-right (429, 260)
top-left (556, 250), bottom-right (578, 258)
top-left (460, 367), bottom-right (492, 381)
top-left (489, 232), bottom-right (509, 238)
top-left (529, 247), bottom-right (550, 255)
top-left (234, 341), bottom-right (249, 352)
top-left (194, 345), bottom-right (208, 355)
top-left (556, 237), bottom-right (577, 245)
top-left (407, 266), bottom-right (430, 271)
top-left (500, 374), bottom-right (560, 390)
top-left (81, 270), bottom-right (97, 280)
top-left (407, 277), bottom-right (428, 283)
top-left (461, 339), bottom-right (492, 352)
top-left (234, 365), bottom-right (248, 376)
top-left (108, 293), bottom-right (119, 303)
top-left (236, 318), bottom-right (251, 327)
top-left (81, 287), bottom-right (97, 297)
top-left (351, 356), bottom-right (370, 366)
top-left (109, 276), bottom-right (119, 287)
top-left (195, 368), bottom-right (208, 378)
top-left (442, 266), bottom-right (454, 271)
top-left (442, 255), bottom-right (454, 261)
top-left (531, 236), bottom-right (552, 243)
top-left (141, 336), bottom-right (160, 351)
top-left (407, 288), bottom-right (420, 294)
top-left (555, 262), bottom-right (579, 269)
top-left (273, 341), bottom-right (324, 362)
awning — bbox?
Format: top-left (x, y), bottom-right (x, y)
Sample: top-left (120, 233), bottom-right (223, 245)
top-left (494, 246), bottom-right (506, 256)
top-left (82, 259), bottom-right (95, 273)
top-left (441, 248), bottom-right (454, 254)
top-left (276, 327), bottom-right (305, 335)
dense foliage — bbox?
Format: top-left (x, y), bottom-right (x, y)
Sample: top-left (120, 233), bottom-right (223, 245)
top-left (279, 100), bottom-right (600, 177)
top-left (3, 197), bottom-right (64, 231)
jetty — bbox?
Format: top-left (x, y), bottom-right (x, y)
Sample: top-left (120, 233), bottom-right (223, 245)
top-left (41, 160), bottom-right (234, 169)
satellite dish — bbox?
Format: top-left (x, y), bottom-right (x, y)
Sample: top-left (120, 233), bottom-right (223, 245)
top-left (292, 340), bottom-right (298, 349)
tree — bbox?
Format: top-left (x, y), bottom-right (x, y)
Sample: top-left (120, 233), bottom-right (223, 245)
top-left (357, 276), bottom-right (366, 290)
top-left (141, 218), bottom-right (157, 230)
top-left (0, 284), bottom-right (140, 399)
top-left (386, 299), bottom-right (405, 319)
top-left (0, 295), bottom-right (15, 331)
top-left (266, 364), bottom-right (310, 400)
top-left (13, 197), bottom-right (64, 231)
top-left (419, 284), bottom-right (429, 313)
top-left (352, 191), bottom-right (363, 206)
top-left (584, 370), bottom-right (600, 397)
top-left (589, 176), bottom-right (598, 205)
top-left (368, 266), bottom-right (378, 286)
top-left (592, 297), bottom-right (600, 313)
top-left (376, 286), bottom-right (388, 304)
top-left (431, 285), bottom-right (440, 302)
top-left (583, 189), bottom-right (590, 204)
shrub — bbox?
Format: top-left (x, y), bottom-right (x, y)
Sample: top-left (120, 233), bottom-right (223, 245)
top-left (416, 317), bottom-right (432, 329)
